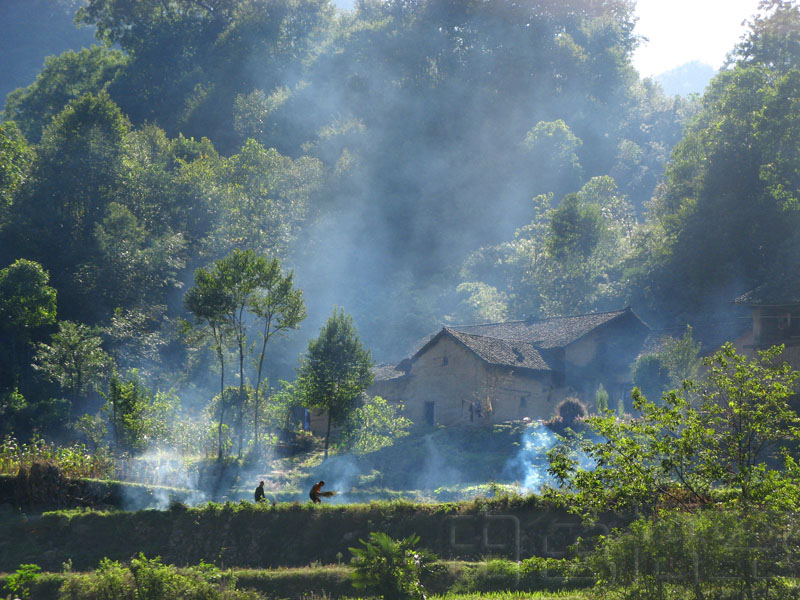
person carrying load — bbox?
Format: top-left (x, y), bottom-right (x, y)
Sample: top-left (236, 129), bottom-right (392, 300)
top-left (309, 480), bottom-right (336, 503)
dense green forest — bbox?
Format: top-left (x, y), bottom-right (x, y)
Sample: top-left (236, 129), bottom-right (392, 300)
top-left (1, 0), bottom-right (800, 455)
top-left (4, 4), bottom-right (800, 599)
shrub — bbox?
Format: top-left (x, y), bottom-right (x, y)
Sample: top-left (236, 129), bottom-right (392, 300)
top-left (451, 559), bottom-right (521, 593)
top-left (594, 384), bottom-right (609, 414)
top-left (547, 397), bottom-right (587, 435)
top-left (587, 509), bottom-right (800, 600)
top-left (4, 563), bottom-right (41, 599)
top-left (337, 396), bottom-right (412, 455)
top-left (349, 532), bottom-right (436, 600)
top-left (451, 557), bottom-right (584, 593)
top-left (58, 554), bottom-right (260, 600)
top-left (550, 344), bottom-right (800, 516)
top-left (557, 397), bottom-right (586, 425)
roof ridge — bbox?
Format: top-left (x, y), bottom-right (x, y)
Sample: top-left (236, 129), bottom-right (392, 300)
top-left (447, 328), bottom-right (540, 346)
top-left (446, 327), bottom-right (521, 340)
top-left (451, 307), bottom-right (630, 329)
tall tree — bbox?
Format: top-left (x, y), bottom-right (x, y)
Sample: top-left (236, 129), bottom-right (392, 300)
top-left (90, 201), bottom-right (186, 319)
top-left (0, 259), bottom-right (57, 396)
top-left (734, 0), bottom-right (800, 73)
top-left (185, 249), bottom-right (299, 457)
top-left (454, 176), bottom-right (636, 322)
top-left (184, 264), bottom-right (233, 459)
top-left (248, 259), bottom-right (305, 450)
top-left (8, 92), bottom-right (129, 323)
top-left (2, 46), bottom-right (126, 143)
top-left (297, 308), bottom-right (373, 459)
top-left (0, 122), bottom-right (33, 229)
top-left (631, 2), bottom-right (800, 323)
top-left (212, 140), bottom-right (324, 258)
top-left (212, 249), bottom-right (267, 457)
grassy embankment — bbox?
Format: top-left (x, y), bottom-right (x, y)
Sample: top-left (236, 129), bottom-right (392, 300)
top-left (0, 424), bottom-right (604, 598)
top-left (0, 562), bottom-right (593, 600)
top-left (0, 492), bottom-right (627, 572)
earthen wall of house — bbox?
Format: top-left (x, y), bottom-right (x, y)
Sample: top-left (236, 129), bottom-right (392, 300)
top-left (563, 318), bottom-right (644, 407)
top-left (565, 335), bottom-right (596, 368)
top-left (370, 375), bottom-right (409, 405)
top-left (734, 305), bottom-right (800, 373)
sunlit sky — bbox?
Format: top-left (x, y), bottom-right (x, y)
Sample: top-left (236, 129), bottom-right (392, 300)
top-left (632, 0), bottom-right (761, 77)
top-left (331, 0), bottom-right (763, 78)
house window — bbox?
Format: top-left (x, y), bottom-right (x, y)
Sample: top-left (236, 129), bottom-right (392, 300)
top-left (442, 356), bottom-right (448, 366)
top-left (520, 396), bottom-right (528, 409)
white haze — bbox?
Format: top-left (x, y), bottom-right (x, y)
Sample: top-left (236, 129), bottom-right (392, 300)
top-left (632, 0), bottom-right (761, 77)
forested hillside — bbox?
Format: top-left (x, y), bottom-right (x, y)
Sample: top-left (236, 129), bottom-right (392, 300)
top-left (1, 0), bottom-right (799, 450)
top-left (0, 0), bottom-right (96, 103)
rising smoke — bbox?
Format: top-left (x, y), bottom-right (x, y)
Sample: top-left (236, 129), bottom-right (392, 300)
top-left (414, 434), bottom-right (462, 490)
top-left (119, 449), bottom-right (208, 511)
top-left (503, 422), bottom-right (560, 492)
top-left (503, 422), bottom-right (597, 494)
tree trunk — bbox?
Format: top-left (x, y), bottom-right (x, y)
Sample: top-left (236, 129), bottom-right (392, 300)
top-left (216, 335), bottom-right (225, 462)
top-left (253, 319), bottom-right (271, 452)
top-left (324, 412), bottom-right (332, 460)
top-left (237, 339), bottom-right (245, 458)
top-left (253, 394), bottom-right (261, 451)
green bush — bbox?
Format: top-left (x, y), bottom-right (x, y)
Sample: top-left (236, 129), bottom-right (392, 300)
top-left (451, 557), bottom-right (583, 593)
top-left (587, 509), bottom-right (800, 600)
top-left (58, 555), bottom-right (261, 600)
top-left (451, 559), bottom-right (521, 593)
top-left (594, 384), bottom-right (609, 414)
top-left (520, 556), bottom-right (586, 591)
top-left (349, 532), bottom-right (437, 600)
top-left (4, 563), bottom-right (41, 599)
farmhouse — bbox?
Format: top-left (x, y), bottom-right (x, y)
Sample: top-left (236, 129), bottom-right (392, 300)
top-left (734, 279), bottom-right (800, 371)
top-left (370, 307), bottom-right (649, 427)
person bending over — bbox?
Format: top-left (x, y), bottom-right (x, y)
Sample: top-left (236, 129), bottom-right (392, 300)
top-left (309, 480), bottom-right (336, 503)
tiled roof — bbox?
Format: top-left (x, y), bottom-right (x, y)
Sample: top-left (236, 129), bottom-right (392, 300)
top-left (405, 308), bottom-right (648, 374)
top-left (734, 279), bottom-right (800, 306)
top-left (444, 328), bottom-right (553, 372)
top-left (450, 308), bottom-right (635, 349)
top-left (372, 364), bottom-right (407, 382)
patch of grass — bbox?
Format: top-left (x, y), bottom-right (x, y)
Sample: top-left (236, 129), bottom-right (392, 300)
top-left (430, 592), bottom-right (592, 600)
top-left (0, 562), bottom-right (590, 600)
top-left (235, 564), bottom-right (353, 598)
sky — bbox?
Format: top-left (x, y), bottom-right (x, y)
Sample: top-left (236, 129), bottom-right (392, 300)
top-left (632, 0), bottom-right (762, 77)
top-left (330, 0), bottom-right (763, 78)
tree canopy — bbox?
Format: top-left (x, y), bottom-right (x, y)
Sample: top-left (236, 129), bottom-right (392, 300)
top-left (297, 308), bottom-right (373, 458)
top-left (1, 0), bottom-right (799, 458)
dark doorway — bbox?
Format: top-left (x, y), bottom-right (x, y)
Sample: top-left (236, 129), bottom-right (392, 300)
top-left (424, 401), bottom-right (435, 426)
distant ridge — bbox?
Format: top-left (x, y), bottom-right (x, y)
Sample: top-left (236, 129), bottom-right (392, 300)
top-left (655, 61), bottom-right (716, 97)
